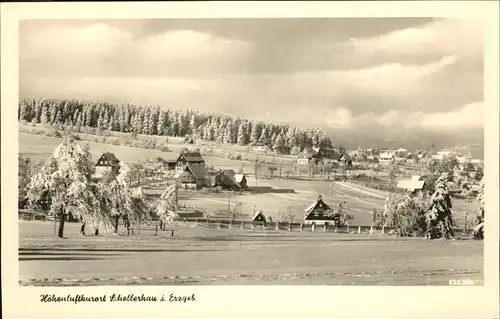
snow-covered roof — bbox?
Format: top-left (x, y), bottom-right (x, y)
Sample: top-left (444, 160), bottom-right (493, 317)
top-left (304, 196), bottom-right (332, 213)
top-left (397, 180), bottom-right (425, 191)
top-left (235, 174), bottom-right (246, 183)
top-left (252, 210), bottom-right (266, 221)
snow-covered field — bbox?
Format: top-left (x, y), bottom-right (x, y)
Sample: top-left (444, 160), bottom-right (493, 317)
top-left (19, 221), bottom-right (484, 286)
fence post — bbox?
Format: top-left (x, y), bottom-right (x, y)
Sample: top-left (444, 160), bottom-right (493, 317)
top-left (323, 224), bottom-right (327, 232)
top-left (334, 227), bottom-right (338, 233)
top-left (311, 223), bottom-right (315, 232)
top-left (357, 226), bottom-right (361, 234)
top-left (155, 221), bottom-right (158, 236)
top-left (300, 223), bottom-right (303, 232)
top-left (369, 225), bottom-right (374, 236)
top-left (275, 222), bottom-right (279, 231)
top-left (240, 221), bottom-right (244, 230)
top-left (217, 222), bottom-right (221, 230)
top-left (229, 221), bottom-right (232, 229)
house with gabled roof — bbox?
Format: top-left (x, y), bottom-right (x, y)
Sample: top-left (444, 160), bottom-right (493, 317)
top-left (176, 151), bottom-right (205, 171)
top-left (297, 147), bottom-right (324, 166)
top-left (303, 195), bottom-right (336, 225)
top-left (156, 157), bottom-right (177, 171)
top-left (214, 169), bottom-right (241, 190)
top-left (397, 175), bottom-right (427, 194)
top-left (94, 152), bottom-right (120, 178)
top-left (175, 164), bottom-right (209, 189)
top-left (252, 210), bottom-right (267, 225)
top-left (338, 153), bottom-right (352, 167)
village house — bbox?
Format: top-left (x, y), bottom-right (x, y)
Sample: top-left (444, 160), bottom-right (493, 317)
top-left (214, 169), bottom-right (241, 190)
top-left (297, 147), bottom-right (323, 166)
top-left (252, 143), bottom-right (271, 154)
top-left (303, 195), bottom-right (336, 226)
top-left (394, 148), bottom-right (409, 158)
top-left (176, 151), bottom-right (205, 171)
top-left (94, 152), bottom-right (120, 179)
top-left (252, 210), bottom-right (268, 226)
top-left (432, 150), bottom-right (457, 161)
top-left (405, 153), bottom-right (419, 165)
top-left (156, 157), bottom-right (177, 171)
top-left (176, 164), bottom-right (209, 189)
top-left (338, 153), bottom-right (353, 167)
top-left (397, 175), bottom-right (426, 194)
top-left (378, 151), bottom-right (395, 165)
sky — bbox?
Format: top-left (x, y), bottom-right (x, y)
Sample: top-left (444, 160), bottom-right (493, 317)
top-left (19, 18), bottom-right (484, 149)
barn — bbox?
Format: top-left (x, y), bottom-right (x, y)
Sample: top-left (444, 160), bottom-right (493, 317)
top-left (176, 151), bottom-right (205, 171)
top-left (94, 152), bottom-right (120, 179)
top-left (303, 196), bottom-right (336, 225)
top-left (214, 169), bottom-right (241, 190)
top-left (176, 165), bottom-right (209, 189)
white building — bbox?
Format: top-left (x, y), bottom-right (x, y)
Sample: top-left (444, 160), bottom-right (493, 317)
top-left (379, 152), bottom-right (395, 165)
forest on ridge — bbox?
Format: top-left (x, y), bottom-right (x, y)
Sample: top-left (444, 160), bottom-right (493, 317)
top-left (18, 98), bottom-right (337, 155)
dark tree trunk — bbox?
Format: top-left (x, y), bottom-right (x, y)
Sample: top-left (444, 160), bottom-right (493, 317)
top-left (114, 215), bottom-right (120, 233)
top-left (95, 228), bottom-right (99, 236)
top-left (57, 213), bottom-right (65, 238)
top-left (80, 223), bottom-right (86, 235)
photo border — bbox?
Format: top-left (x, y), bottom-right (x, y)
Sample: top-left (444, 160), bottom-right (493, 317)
top-left (2, 2), bottom-right (499, 318)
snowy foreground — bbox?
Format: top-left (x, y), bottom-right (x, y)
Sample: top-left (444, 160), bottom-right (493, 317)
top-left (19, 221), bottom-right (483, 286)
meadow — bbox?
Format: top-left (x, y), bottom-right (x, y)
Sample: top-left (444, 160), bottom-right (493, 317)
top-left (19, 221), bottom-right (484, 286)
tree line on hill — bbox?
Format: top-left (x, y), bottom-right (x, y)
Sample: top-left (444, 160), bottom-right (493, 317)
top-left (18, 98), bottom-right (336, 155)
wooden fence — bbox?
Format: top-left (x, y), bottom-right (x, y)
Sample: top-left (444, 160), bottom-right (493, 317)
top-left (19, 210), bottom-right (475, 236)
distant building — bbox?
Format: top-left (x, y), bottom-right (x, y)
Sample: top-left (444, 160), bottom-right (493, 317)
top-left (406, 153), bottom-right (419, 165)
top-left (394, 148), bottom-right (409, 158)
top-left (252, 143), bottom-right (271, 154)
top-left (338, 153), bottom-right (352, 167)
top-left (303, 195), bottom-right (336, 225)
top-left (432, 150), bottom-right (457, 161)
top-left (378, 152), bottom-right (395, 165)
top-left (397, 175), bottom-right (426, 193)
top-left (297, 147), bottom-right (323, 165)
top-left (176, 151), bottom-right (205, 171)
top-left (156, 157), bottom-right (177, 171)
top-left (94, 152), bottom-right (120, 178)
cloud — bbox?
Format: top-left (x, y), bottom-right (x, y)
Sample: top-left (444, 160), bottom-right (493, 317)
top-left (348, 18), bottom-right (483, 60)
top-left (20, 23), bottom-right (253, 73)
top-left (136, 29), bottom-right (252, 61)
top-left (263, 55), bottom-right (461, 107)
top-left (321, 102), bottom-right (483, 133)
top-left (20, 23), bottom-right (134, 60)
